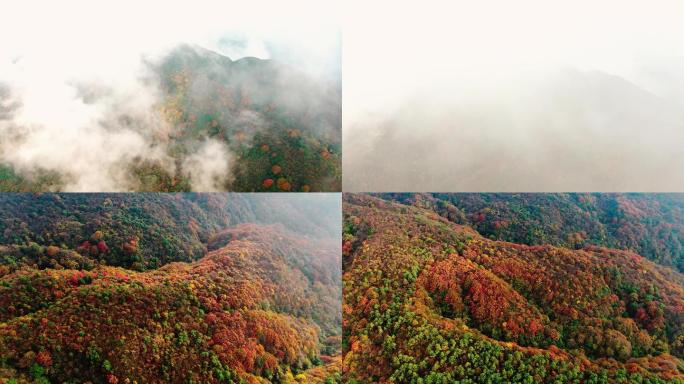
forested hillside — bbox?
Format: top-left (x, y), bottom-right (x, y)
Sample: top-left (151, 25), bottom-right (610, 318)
top-left (343, 194), bottom-right (684, 383)
top-left (0, 193), bottom-right (339, 272)
top-left (152, 45), bottom-right (341, 192)
top-left (0, 194), bottom-right (341, 383)
top-left (0, 44), bottom-right (341, 192)
top-left (380, 193), bottom-right (683, 272)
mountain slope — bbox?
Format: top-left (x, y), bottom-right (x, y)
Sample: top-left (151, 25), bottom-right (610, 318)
top-left (154, 45), bottom-right (341, 192)
top-left (0, 44), bottom-right (341, 192)
top-left (380, 193), bottom-right (684, 272)
top-left (343, 194), bottom-right (684, 383)
top-left (0, 193), bottom-right (340, 272)
top-left (0, 194), bottom-right (341, 383)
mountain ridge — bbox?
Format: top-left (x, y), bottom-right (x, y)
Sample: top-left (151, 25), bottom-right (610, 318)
top-left (0, 194), bottom-right (341, 383)
top-left (1, 222), bottom-right (341, 383)
top-left (343, 194), bottom-right (684, 383)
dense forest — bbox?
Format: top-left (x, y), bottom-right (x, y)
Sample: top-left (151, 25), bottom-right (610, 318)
top-left (0, 193), bottom-right (342, 383)
top-left (380, 194), bottom-right (683, 272)
top-left (343, 193), bottom-right (684, 383)
top-left (0, 44), bottom-right (341, 192)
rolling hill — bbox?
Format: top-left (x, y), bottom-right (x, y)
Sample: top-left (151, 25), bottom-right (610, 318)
top-left (0, 193), bottom-right (342, 383)
top-left (343, 194), bottom-right (684, 383)
top-left (380, 193), bottom-right (683, 272)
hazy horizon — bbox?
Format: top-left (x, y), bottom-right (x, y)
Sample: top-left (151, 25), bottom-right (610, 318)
top-left (342, 0), bottom-right (684, 191)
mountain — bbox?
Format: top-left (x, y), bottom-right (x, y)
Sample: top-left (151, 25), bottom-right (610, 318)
top-left (152, 45), bottom-right (341, 192)
top-left (0, 44), bottom-right (341, 192)
top-left (0, 193), bottom-right (340, 271)
top-left (0, 194), bottom-right (341, 383)
top-left (343, 194), bottom-right (684, 383)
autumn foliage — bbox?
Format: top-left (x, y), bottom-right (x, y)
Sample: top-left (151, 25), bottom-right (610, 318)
top-left (0, 194), bottom-right (342, 383)
top-left (343, 194), bottom-right (684, 384)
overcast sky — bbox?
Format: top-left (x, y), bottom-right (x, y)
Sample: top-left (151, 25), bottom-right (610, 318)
top-left (0, 0), bottom-right (340, 73)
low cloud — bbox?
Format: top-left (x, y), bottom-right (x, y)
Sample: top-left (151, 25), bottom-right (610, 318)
top-left (182, 140), bottom-right (233, 192)
top-left (0, 0), bottom-right (339, 191)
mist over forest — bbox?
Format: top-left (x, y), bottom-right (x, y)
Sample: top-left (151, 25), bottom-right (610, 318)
top-left (0, 1), bottom-right (341, 192)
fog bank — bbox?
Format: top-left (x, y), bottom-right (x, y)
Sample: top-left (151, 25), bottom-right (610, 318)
top-left (343, 0), bottom-right (684, 191)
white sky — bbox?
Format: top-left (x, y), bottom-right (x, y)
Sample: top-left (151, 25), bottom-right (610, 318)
top-left (342, 0), bottom-right (684, 121)
top-left (0, 0), bottom-right (340, 85)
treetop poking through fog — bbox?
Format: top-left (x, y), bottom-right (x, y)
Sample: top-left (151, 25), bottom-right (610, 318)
top-left (342, 0), bottom-right (684, 192)
top-left (0, 0), bottom-right (341, 192)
